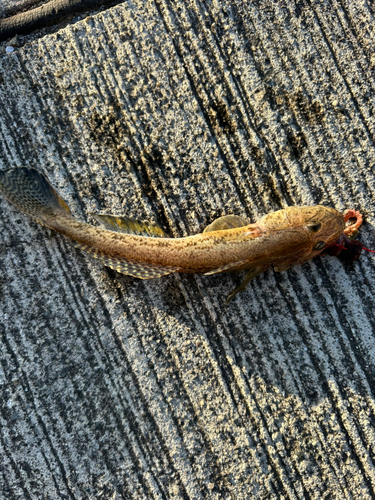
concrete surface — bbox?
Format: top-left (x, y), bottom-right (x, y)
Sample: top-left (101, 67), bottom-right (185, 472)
top-left (0, 0), bottom-right (375, 498)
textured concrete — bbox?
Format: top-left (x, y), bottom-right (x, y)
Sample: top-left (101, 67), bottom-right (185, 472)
top-left (0, 0), bottom-right (375, 498)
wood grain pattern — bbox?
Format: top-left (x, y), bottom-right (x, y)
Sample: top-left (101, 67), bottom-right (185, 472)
top-left (0, 0), bottom-right (375, 498)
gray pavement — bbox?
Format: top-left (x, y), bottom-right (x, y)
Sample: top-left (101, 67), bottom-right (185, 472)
top-left (0, 0), bottom-right (375, 498)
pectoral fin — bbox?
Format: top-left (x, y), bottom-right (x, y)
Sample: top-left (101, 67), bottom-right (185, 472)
top-left (204, 259), bottom-right (249, 275)
top-left (75, 243), bottom-right (179, 279)
top-left (226, 265), bottom-right (268, 304)
top-left (203, 215), bottom-right (250, 233)
top-left (94, 214), bottom-right (168, 238)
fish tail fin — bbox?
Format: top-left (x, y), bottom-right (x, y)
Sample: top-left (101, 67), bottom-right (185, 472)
top-left (0, 167), bottom-right (71, 224)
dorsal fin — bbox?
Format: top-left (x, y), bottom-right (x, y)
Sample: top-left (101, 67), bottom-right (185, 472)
top-left (203, 215), bottom-right (250, 233)
top-left (94, 214), bottom-right (168, 237)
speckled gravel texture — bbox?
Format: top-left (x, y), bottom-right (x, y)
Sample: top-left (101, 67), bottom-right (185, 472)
top-left (1, 0), bottom-right (375, 498)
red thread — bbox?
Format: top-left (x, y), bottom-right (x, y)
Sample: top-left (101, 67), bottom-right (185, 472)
top-left (334, 243), bottom-right (347, 251)
top-left (362, 246), bottom-right (375, 254)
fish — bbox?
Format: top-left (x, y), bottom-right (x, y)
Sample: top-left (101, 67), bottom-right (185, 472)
top-left (0, 167), bottom-right (365, 303)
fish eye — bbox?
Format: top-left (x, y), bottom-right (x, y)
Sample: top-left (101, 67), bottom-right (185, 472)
top-left (313, 241), bottom-right (326, 251)
top-left (306, 221), bottom-right (322, 233)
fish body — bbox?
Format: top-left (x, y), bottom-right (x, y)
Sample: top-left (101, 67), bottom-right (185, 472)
top-left (0, 167), bottom-right (359, 301)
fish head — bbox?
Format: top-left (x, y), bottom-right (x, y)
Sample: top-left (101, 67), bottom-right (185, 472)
top-left (259, 205), bottom-right (346, 266)
top-left (290, 205), bottom-right (345, 250)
